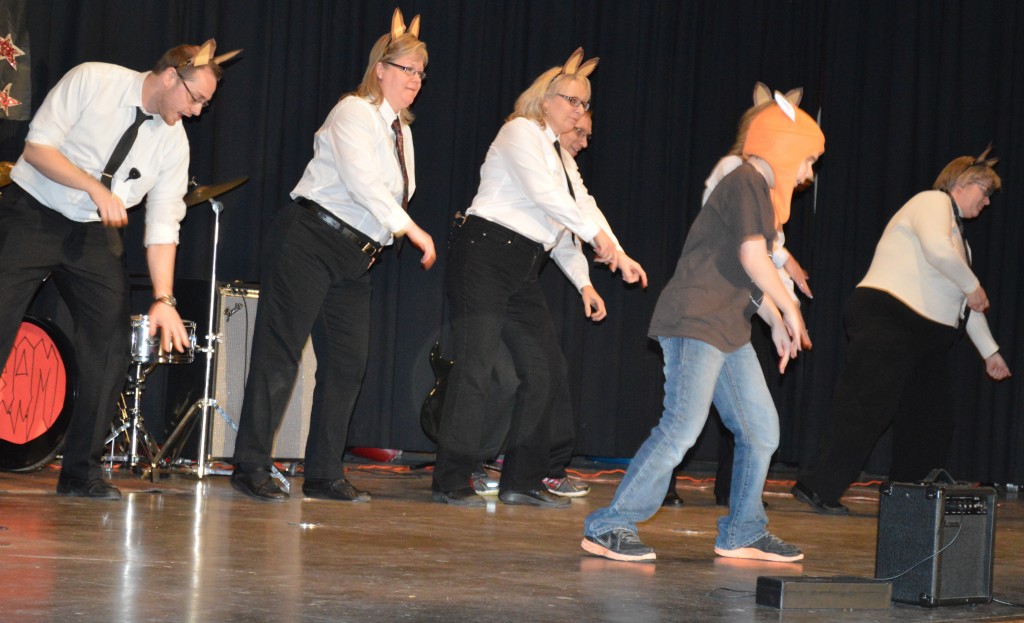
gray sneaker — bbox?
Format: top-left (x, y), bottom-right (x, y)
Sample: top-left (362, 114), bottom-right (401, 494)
top-left (714, 533), bottom-right (804, 562)
top-left (581, 529), bottom-right (656, 562)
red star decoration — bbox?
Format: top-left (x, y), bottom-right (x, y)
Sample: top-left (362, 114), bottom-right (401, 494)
top-left (0, 83), bottom-right (21, 115)
top-left (0, 33), bottom-right (25, 70)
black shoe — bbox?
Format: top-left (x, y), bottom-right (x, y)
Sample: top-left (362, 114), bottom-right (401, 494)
top-left (56, 476), bottom-right (121, 500)
top-left (432, 487), bottom-right (485, 507)
top-left (791, 482), bottom-right (849, 515)
top-left (498, 488), bottom-right (571, 508)
top-left (230, 467), bottom-right (289, 502)
top-left (303, 478), bottom-right (370, 502)
top-left (663, 490), bottom-right (685, 507)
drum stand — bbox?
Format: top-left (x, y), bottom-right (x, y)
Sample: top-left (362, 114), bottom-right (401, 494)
top-left (147, 196), bottom-right (289, 491)
top-left (104, 361), bottom-right (160, 472)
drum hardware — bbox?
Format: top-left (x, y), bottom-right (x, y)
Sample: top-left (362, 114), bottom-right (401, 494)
top-left (104, 314), bottom-right (199, 472)
top-left (146, 177), bottom-right (288, 490)
top-left (104, 360), bottom-right (160, 472)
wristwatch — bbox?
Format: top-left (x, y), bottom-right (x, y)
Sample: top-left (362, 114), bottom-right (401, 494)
top-left (154, 294), bottom-right (177, 308)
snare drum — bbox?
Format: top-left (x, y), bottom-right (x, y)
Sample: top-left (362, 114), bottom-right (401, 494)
top-left (129, 314), bottom-right (197, 364)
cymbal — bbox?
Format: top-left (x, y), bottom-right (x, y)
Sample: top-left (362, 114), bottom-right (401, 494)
top-left (0, 162), bottom-right (14, 187)
top-left (183, 176), bottom-right (248, 207)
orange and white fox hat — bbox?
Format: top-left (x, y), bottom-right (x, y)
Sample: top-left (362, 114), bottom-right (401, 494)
top-left (742, 84), bottom-right (825, 227)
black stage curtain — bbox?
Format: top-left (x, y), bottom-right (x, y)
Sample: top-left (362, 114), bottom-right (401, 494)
top-left (2, 1), bottom-right (1022, 483)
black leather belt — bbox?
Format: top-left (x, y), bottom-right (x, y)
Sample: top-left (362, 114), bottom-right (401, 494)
top-left (295, 197), bottom-right (381, 258)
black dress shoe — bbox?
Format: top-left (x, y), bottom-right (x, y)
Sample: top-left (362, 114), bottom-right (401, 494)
top-left (663, 490), bottom-right (685, 507)
top-left (230, 467), bottom-right (289, 502)
top-left (432, 487), bottom-right (485, 507)
top-left (499, 488), bottom-right (571, 508)
top-left (303, 478), bottom-right (370, 502)
top-left (791, 482), bottom-right (849, 515)
top-left (56, 476), bottom-right (121, 500)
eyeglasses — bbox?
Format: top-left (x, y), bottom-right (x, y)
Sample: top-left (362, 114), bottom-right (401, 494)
top-left (555, 93), bottom-right (590, 111)
top-left (176, 70), bottom-right (210, 108)
top-left (385, 61), bottom-right (426, 80)
top-left (973, 181), bottom-right (994, 197)
top-left (571, 127), bottom-right (592, 140)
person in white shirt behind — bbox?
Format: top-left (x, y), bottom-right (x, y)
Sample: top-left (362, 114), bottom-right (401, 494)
top-left (431, 48), bottom-right (644, 508)
top-left (793, 149), bottom-right (1011, 515)
top-left (0, 40), bottom-right (229, 499)
top-left (230, 9), bottom-right (435, 502)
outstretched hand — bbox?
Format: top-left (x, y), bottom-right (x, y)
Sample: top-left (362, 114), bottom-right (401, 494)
top-left (581, 285), bottom-right (607, 321)
top-left (615, 251), bottom-right (648, 288)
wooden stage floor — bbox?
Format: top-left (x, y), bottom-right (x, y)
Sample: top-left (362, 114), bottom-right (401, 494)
top-left (1, 459), bottom-right (1023, 622)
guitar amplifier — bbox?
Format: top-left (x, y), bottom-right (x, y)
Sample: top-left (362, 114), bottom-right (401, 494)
top-left (209, 285), bottom-right (316, 460)
top-left (875, 473), bottom-right (995, 607)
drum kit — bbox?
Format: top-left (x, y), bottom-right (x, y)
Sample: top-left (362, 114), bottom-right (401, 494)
top-left (1, 171), bottom-right (288, 487)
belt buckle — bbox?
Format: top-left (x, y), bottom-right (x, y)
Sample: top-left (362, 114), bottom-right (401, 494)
top-left (360, 241), bottom-right (378, 257)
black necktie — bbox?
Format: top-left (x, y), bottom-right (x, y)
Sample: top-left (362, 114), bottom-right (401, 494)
top-left (391, 117), bottom-right (409, 211)
top-left (951, 199), bottom-right (971, 266)
top-left (101, 107), bottom-right (150, 189)
top-left (950, 195), bottom-right (972, 336)
top-left (553, 140), bottom-right (576, 200)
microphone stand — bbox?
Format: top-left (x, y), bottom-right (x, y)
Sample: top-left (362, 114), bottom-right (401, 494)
top-left (148, 196), bottom-right (288, 490)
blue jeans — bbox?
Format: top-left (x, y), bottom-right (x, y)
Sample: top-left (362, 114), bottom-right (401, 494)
top-left (584, 336), bottom-right (780, 550)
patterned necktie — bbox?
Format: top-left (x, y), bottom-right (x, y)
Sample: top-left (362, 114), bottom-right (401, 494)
top-left (391, 117), bottom-right (409, 211)
top-left (101, 107), bottom-right (150, 189)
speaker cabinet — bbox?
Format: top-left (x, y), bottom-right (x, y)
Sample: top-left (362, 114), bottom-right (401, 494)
top-left (209, 285), bottom-right (316, 459)
top-left (875, 481), bottom-right (995, 606)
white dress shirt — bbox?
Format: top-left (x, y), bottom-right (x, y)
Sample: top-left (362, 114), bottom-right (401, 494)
top-left (291, 96), bottom-right (413, 246)
top-left (12, 62), bottom-right (189, 246)
top-left (467, 117), bottom-right (604, 291)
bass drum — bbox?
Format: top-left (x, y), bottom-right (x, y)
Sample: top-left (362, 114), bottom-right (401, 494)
top-left (0, 317), bottom-right (77, 472)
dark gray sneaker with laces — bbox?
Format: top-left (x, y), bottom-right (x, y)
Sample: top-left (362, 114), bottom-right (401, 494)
top-left (714, 533), bottom-right (803, 562)
top-left (581, 528), bottom-right (656, 562)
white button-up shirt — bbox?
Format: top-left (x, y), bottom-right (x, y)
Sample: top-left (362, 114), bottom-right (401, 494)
top-left (291, 96), bottom-right (413, 246)
top-left (12, 62), bottom-right (189, 246)
top-left (467, 117), bottom-right (612, 290)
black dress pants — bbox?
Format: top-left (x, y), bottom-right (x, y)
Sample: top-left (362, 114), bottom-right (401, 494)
top-left (232, 203), bottom-right (373, 480)
top-left (798, 288), bottom-right (958, 503)
top-left (478, 360), bottom-right (576, 479)
top-left (0, 184), bottom-right (130, 480)
top-left (433, 216), bottom-right (566, 492)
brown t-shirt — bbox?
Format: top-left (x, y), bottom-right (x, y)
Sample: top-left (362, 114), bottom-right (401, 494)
top-left (648, 163), bottom-right (775, 352)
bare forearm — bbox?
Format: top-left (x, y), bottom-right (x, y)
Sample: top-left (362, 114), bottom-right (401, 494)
top-left (23, 141), bottom-right (107, 199)
top-left (146, 243), bottom-right (177, 298)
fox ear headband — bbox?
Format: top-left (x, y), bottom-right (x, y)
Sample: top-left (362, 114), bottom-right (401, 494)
top-left (559, 47), bottom-right (599, 79)
top-left (753, 82), bottom-right (802, 121)
top-left (973, 143), bottom-right (998, 169)
top-left (390, 7), bottom-right (421, 42)
top-left (181, 39), bottom-right (242, 68)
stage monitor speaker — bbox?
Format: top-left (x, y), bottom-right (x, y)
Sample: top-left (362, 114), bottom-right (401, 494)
top-left (875, 478), bottom-right (995, 607)
top-left (209, 285), bottom-right (316, 460)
